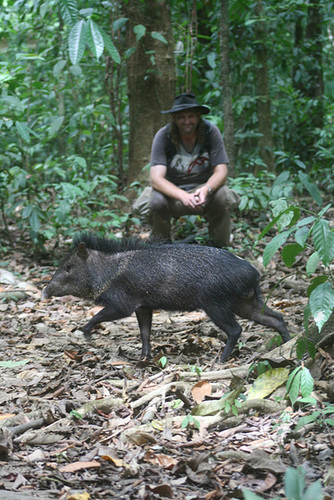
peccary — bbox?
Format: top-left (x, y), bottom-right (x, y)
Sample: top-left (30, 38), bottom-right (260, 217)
top-left (42, 234), bottom-right (291, 362)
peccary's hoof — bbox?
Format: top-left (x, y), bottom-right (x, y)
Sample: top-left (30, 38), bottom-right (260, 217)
top-left (83, 331), bottom-right (92, 341)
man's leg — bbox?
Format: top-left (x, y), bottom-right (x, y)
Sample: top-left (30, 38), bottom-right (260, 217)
top-left (204, 186), bottom-right (240, 247)
top-left (148, 190), bottom-right (173, 241)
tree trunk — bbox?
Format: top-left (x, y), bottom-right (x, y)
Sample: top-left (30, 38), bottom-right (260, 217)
top-left (292, 4), bottom-right (324, 156)
top-left (254, 0), bottom-right (274, 174)
top-left (124, 0), bottom-right (176, 188)
top-left (220, 0), bottom-right (236, 177)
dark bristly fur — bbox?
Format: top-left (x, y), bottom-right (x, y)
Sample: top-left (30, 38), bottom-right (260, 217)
top-left (73, 233), bottom-right (154, 254)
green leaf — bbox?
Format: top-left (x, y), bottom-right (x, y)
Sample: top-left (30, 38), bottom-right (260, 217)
top-left (294, 226), bottom-right (309, 247)
top-left (309, 281), bottom-right (334, 332)
top-left (99, 27), bottom-right (121, 64)
top-left (281, 243), bottom-right (303, 267)
top-left (243, 491), bottom-right (266, 500)
top-left (247, 368), bottom-right (290, 400)
top-left (16, 121), bottom-right (31, 142)
top-left (69, 64), bottom-right (82, 76)
top-left (59, 0), bottom-right (79, 27)
top-left (151, 31), bottom-right (168, 44)
top-left (48, 116), bottom-right (65, 137)
top-left (86, 20), bottom-right (104, 60)
top-left (307, 275), bottom-right (328, 297)
top-left (259, 205), bottom-right (299, 240)
top-left (53, 59), bottom-right (67, 76)
top-left (285, 466), bottom-right (306, 500)
top-left (30, 208), bottom-right (41, 233)
top-left (69, 20), bottom-right (87, 65)
top-left (71, 155), bottom-right (87, 168)
top-left (296, 216), bottom-right (316, 227)
top-left (298, 171), bottom-right (322, 206)
top-left (300, 367), bottom-right (314, 398)
top-left (286, 367), bottom-right (302, 405)
top-left (312, 219), bottom-right (334, 266)
top-left (304, 480), bottom-right (324, 500)
top-left (113, 17), bottom-right (128, 32)
top-left (306, 251), bottom-right (320, 275)
top-left (134, 24), bottom-right (146, 41)
top-left (263, 230), bottom-right (291, 267)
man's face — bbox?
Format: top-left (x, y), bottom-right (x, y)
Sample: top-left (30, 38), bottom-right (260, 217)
top-left (173, 109), bottom-right (201, 136)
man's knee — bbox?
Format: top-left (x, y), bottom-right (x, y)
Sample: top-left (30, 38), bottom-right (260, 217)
top-left (207, 185), bottom-right (240, 215)
top-left (149, 190), bottom-right (169, 212)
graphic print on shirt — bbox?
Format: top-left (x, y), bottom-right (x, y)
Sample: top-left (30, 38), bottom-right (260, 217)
top-left (169, 149), bottom-right (210, 184)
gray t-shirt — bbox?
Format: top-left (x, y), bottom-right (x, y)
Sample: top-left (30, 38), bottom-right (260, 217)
top-left (150, 120), bottom-right (229, 189)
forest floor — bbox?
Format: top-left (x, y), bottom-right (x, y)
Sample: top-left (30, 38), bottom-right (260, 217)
top-left (0, 208), bottom-right (333, 500)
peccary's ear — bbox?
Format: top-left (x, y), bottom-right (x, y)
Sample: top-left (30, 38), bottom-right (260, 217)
top-left (77, 242), bottom-right (89, 260)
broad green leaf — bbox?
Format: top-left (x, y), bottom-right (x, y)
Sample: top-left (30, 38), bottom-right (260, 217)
top-left (16, 121), bottom-right (30, 142)
top-left (312, 219), bottom-right (334, 266)
top-left (113, 17), bottom-right (128, 32)
top-left (271, 199), bottom-right (293, 231)
top-left (318, 203), bottom-right (332, 218)
top-left (259, 205), bottom-right (299, 240)
top-left (296, 216), bottom-right (316, 227)
top-left (30, 208), bottom-right (41, 233)
top-left (247, 368), bottom-right (290, 400)
top-left (61, 182), bottom-right (84, 201)
top-left (300, 367), bottom-right (314, 398)
top-left (59, 0), bottom-right (78, 26)
top-left (71, 155), bottom-right (87, 168)
top-left (263, 230), bottom-right (291, 267)
top-left (207, 52), bottom-right (216, 69)
top-left (285, 466), bottom-right (305, 500)
top-left (307, 275), bottom-right (328, 297)
top-left (281, 243), bottom-right (303, 267)
top-left (303, 303), bottom-right (312, 332)
top-left (286, 367), bottom-right (302, 405)
top-left (294, 226), bottom-right (309, 247)
top-left (309, 281), bottom-right (334, 332)
top-left (303, 480), bottom-right (324, 500)
top-left (298, 171), bottom-right (322, 206)
top-left (53, 60), bottom-right (67, 76)
top-left (243, 491), bottom-right (267, 500)
top-left (151, 31), bottom-right (168, 44)
top-left (134, 24), bottom-right (146, 41)
top-left (48, 116), bottom-right (64, 137)
top-left (69, 20), bottom-right (87, 65)
top-left (69, 64), bottom-right (82, 76)
top-left (86, 20), bottom-right (104, 60)
top-left (99, 27), bottom-right (121, 64)
top-left (306, 251), bottom-right (320, 275)
top-left (79, 8), bottom-right (94, 17)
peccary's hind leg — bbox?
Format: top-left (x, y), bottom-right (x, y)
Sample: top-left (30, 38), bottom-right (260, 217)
top-left (234, 298), bottom-right (291, 342)
top-left (204, 304), bottom-right (242, 362)
top-left (135, 306), bottom-right (153, 358)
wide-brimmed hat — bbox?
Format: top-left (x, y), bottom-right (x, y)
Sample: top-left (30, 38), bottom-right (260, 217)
top-left (161, 93), bottom-right (210, 115)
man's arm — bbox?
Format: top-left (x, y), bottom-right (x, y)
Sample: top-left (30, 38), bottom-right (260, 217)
top-left (151, 164), bottom-right (206, 210)
top-left (193, 163), bottom-right (228, 205)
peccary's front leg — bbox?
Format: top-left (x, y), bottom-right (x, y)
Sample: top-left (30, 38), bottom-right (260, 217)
top-left (81, 304), bottom-right (135, 340)
top-left (135, 306), bottom-right (153, 358)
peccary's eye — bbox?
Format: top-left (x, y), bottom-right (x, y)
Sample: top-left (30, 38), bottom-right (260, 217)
top-left (65, 264), bottom-right (72, 273)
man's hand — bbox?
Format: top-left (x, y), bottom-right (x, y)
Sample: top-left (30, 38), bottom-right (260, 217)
top-left (180, 186), bottom-right (210, 210)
